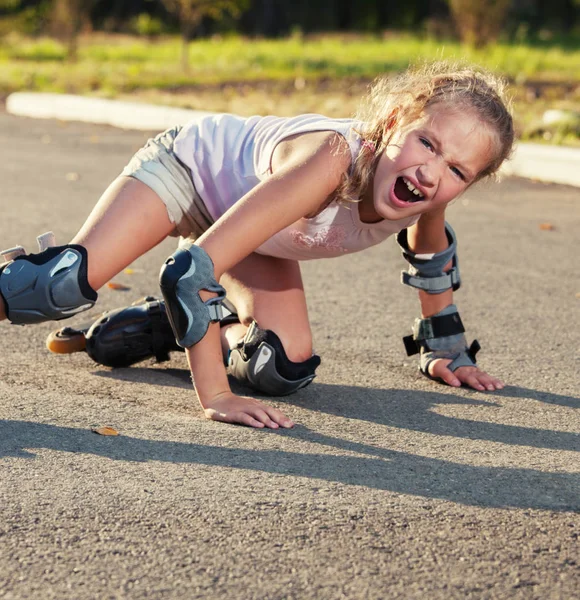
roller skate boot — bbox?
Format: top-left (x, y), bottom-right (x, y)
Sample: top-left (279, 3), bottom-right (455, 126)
top-left (46, 296), bottom-right (183, 367)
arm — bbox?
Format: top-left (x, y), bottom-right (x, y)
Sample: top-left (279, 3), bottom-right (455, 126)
top-left (183, 132), bottom-right (352, 426)
top-left (405, 208), bottom-right (504, 391)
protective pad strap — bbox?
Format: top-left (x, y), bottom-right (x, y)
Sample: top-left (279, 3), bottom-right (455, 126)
top-left (0, 244), bottom-right (97, 324)
top-left (397, 222), bottom-right (461, 294)
top-left (228, 321), bottom-right (320, 396)
top-left (159, 244), bottom-right (226, 348)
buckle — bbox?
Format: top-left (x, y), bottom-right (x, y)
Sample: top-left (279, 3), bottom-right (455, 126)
top-left (206, 299), bottom-right (224, 322)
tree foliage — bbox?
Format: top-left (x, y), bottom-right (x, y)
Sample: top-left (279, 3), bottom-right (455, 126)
top-left (160, 0), bottom-right (249, 69)
top-left (1, 0), bottom-right (578, 47)
top-left (446, 0), bottom-right (512, 47)
top-left (51, 0), bottom-right (99, 61)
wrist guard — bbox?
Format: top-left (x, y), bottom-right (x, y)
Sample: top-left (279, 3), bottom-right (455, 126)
top-left (403, 304), bottom-right (480, 380)
top-left (397, 222), bottom-right (461, 294)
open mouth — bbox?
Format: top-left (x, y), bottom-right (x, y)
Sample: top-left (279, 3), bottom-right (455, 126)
top-left (393, 177), bottom-right (424, 204)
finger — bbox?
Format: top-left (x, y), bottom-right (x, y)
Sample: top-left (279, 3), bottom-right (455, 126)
top-left (478, 373), bottom-right (505, 390)
top-left (235, 412), bottom-right (267, 428)
top-left (429, 360), bottom-right (461, 387)
top-left (455, 367), bottom-right (503, 391)
top-left (459, 372), bottom-right (486, 391)
top-left (463, 370), bottom-right (495, 390)
top-left (264, 406), bottom-right (294, 429)
top-left (251, 408), bottom-right (280, 429)
top-left (205, 408), bottom-right (265, 428)
top-left (477, 373), bottom-right (504, 391)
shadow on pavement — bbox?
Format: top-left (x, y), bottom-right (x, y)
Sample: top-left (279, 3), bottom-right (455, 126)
top-left (95, 367), bottom-right (580, 452)
top-left (288, 384), bottom-right (580, 453)
top-left (1, 415), bottom-right (577, 513)
top-left (499, 385), bottom-right (580, 409)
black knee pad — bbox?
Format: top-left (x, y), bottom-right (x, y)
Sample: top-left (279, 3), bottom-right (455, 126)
top-left (228, 321), bottom-right (320, 396)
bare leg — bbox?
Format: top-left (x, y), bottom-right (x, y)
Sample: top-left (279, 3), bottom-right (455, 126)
top-left (219, 253), bottom-right (313, 362)
top-left (0, 176), bottom-right (175, 322)
top-left (71, 176), bottom-right (175, 291)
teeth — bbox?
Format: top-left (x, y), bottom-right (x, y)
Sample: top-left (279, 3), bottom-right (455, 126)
top-left (403, 177), bottom-right (424, 201)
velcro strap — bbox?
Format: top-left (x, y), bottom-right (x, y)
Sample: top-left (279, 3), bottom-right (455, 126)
top-left (403, 334), bottom-right (420, 356)
top-left (467, 339), bottom-right (481, 362)
top-left (401, 266), bottom-right (460, 293)
top-left (397, 222), bottom-right (461, 294)
top-left (447, 340), bottom-right (481, 371)
top-left (414, 312), bottom-right (465, 341)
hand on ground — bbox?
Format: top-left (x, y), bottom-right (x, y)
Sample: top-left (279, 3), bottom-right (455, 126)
top-left (203, 392), bottom-right (294, 429)
top-left (428, 359), bottom-right (504, 391)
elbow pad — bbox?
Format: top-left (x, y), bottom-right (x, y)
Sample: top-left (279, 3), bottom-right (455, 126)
top-left (159, 244), bottom-right (226, 348)
top-left (397, 222), bottom-right (461, 294)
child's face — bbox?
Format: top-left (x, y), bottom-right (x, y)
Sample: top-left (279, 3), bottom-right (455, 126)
top-left (362, 105), bottom-right (495, 222)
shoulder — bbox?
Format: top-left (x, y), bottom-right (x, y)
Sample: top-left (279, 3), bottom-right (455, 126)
top-left (271, 130), bottom-right (352, 179)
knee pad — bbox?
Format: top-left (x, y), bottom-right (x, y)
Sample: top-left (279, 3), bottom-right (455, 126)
top-left (85, 296), bottom-right (183, 368)
top-left (228, 321), bottom-right (320, 396)
top-left (397, 222), bottom-right (461, 294)
top-left (159, 244), bottom-right (227, 348)
top-left (0, 233), bottom-right (97, 325)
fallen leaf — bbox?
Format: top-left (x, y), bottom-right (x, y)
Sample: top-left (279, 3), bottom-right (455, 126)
top-left (124, 268), bottom-right (134, 275)
top-left (92, 426), bottom-right (119, 436)
top-left (107, 281), bottom-right (131, 291)
top-left (65, 172), bottom-right (80, 182)
top-left (576, 292), bottom-right (580, 299)
top-left (539, 223), bottom-right (555, 231)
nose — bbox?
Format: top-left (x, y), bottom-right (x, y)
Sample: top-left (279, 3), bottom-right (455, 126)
top-left (417, 156), bottom-right (443, 187)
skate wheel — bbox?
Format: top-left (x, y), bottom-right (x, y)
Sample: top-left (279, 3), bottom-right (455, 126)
top-left (46, 327), bottom-right (87, 354)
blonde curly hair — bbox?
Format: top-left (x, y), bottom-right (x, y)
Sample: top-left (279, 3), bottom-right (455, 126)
top-left (336, 61), bottom-right (514, 205)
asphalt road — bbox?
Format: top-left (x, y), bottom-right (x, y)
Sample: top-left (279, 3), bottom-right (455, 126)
top-left (0, 112), bottom-right (578, 600)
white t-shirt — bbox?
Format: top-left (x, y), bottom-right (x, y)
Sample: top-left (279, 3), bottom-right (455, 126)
top-left (173, 113), bottom-right (418, 261)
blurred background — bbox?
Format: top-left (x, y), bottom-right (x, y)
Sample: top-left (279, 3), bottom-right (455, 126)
top-left (0, 0), bottom-right (578, 145)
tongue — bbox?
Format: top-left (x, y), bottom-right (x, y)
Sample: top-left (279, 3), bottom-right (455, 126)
top-left (394, 177), bottom-right (416, 203)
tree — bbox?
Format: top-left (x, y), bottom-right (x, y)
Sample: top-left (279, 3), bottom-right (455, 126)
top-left (51, 0), bottom-right (99, 61)
top-left (446, 0), bottom-right (512, 47)
top-left (160, 0), bottom-right (250, 71)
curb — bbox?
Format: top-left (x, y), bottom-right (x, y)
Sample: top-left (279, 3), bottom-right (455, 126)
top-left (6, 92), bottom-right (212, 132)
top-left (6, 92), bottom-right (580, 188)
top-left (499, 143), bottom-right (580, 188)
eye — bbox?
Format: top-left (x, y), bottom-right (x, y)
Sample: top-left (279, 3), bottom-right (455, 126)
top-left (419, 137), bottom-right (433, 151)
top-left (450, 166), bottom-right (466, 181)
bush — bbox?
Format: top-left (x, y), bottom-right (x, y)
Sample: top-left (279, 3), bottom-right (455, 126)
top-left (446, 0), bottom-right (511, 47)
top-left (130, 13), bottom-right (166, 37)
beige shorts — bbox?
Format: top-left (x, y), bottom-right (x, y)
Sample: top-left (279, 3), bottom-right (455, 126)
top-left (121, 125), bottom-right (213, 240)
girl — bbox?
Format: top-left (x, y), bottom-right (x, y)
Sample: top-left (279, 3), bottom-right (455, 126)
top-left (0, 62), bottom-right (514, 429)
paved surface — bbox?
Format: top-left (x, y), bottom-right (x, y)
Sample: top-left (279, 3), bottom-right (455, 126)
top-left (0, 112), bottom-right (579, 600)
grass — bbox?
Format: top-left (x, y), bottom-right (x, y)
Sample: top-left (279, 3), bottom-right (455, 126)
top-left (0, 32), bottom-right (579, 144)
